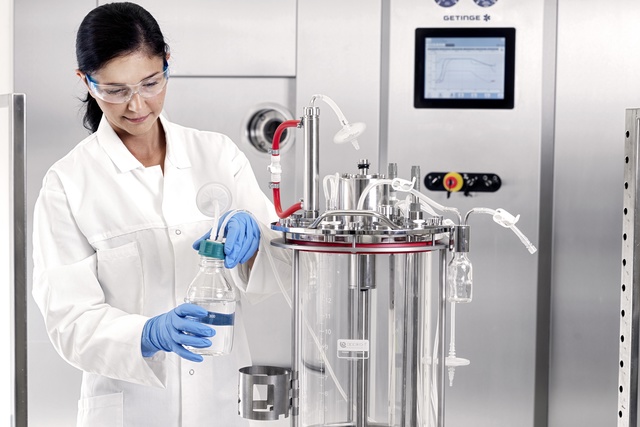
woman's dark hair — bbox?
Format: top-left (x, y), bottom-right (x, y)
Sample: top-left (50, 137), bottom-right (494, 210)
top-left (76, 2), bottom-right (169, 132)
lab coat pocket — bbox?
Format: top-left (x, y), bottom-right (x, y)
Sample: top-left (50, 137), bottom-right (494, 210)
top-left (77, 392), bottom-right (123, 427)
top-left (96, 241), bottom-right (144, 314)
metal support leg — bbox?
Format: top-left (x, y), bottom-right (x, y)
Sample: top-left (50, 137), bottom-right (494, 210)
top-left (348, 254), bottom-right (357, 424)
top-left (356, 290), bottom-right (370, 427)
top-left (438, 250), bottom-right (447, 427)
top-left (353, 254), bottom-right (375, 427)
top-left (292, 250), bottom-right (301, 427)
top-left (400, 253), bottom-right (419, 427)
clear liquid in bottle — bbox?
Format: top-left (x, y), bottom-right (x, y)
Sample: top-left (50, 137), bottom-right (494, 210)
top-left (185, 239), bottom-right (236, 356)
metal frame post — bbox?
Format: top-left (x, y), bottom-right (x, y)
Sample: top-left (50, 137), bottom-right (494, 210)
top-left (619, 108), bottom-right (640, 426)
top-left (2, 93), bottom-right (27, 427)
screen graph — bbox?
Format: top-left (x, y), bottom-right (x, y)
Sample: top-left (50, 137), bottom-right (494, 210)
top-left (424, 37), bottom-right (506, 100)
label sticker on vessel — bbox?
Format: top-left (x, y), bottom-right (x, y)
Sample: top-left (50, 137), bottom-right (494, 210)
top-left (337, 339), bottom-right (369, 360)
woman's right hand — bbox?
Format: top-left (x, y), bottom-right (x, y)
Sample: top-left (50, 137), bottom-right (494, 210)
top-left (192, 211), bottom-right (261, 269)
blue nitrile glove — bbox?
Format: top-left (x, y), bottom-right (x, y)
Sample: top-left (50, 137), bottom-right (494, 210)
top-left (141, 303), bottom-right (214, 363)
top-left (192, 211), bottom-right (261, 269)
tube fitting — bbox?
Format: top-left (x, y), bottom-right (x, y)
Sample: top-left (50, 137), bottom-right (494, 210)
top-left (453, 225), bottom-right (470, 253)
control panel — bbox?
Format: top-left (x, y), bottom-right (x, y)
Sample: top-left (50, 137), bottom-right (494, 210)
top-left (425, 172), bottom-right (502, 197)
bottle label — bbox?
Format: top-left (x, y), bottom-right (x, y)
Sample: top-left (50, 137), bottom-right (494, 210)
top-left (199, 312), bottom-right (235, 326)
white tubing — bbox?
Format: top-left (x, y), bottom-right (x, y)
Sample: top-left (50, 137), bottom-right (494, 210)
top-left (357, 178), bottom-right (462, 222)
top-left (357, 178), bottom-right (417, 211)
top-left (357, 179), bottom-right (392, 210)
top-left (322, 175), bottom-right (332, 208)
top-left (420, 200), bottom-right (439, 217)
top-left (464, 207), bottom-right (537, 254)
top-left (207, 201), bottom-right (221, 241)
top-left (408, 188), bottom-right (461, 222)
top-left (510, 224), bottom-right (537, 254)
top-left (309, 94), bottom-right (364, 152)
top-left (322, 173), bottom-right (340, 210)
top-left (310, 94), bottom-right (348, 126)
top-left (215, 209), bottom-right (247, 242)
top-left (332, 173), bottom-right (339, 208)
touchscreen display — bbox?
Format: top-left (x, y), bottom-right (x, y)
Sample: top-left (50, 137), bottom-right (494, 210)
top-left (415, 28), bottom-right (515, 109)
top-left (424, 36), bottom-right (506, 100)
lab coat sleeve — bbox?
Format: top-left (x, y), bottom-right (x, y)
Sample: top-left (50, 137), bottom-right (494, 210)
top-left (32, 172), bottom-right (167, 388)
top-left (229, 224), bottom-right (292, 304)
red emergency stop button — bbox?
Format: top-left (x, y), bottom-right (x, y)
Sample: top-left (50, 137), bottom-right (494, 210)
top-left (443, 172), bottom-right (464, 192)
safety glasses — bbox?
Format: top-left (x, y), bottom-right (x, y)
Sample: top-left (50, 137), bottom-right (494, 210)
top-left (85, 61), bottom-right (169, 104)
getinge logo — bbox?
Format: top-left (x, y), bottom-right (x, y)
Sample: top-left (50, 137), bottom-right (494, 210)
top-left (443, 14), bottom-right (492, 22)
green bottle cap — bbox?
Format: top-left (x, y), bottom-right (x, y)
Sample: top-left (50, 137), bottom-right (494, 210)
top-left (198, 239), bottom-right (225, 260)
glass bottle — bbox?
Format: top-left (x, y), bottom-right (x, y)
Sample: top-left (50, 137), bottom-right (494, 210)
top-left (185, 239), bottom-right (237, 356)
top-left (447, 251), bottom-right (473, 303)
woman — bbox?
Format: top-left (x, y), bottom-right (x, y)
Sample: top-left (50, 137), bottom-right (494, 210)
top-left (31, 2), bottom-right (289, 426)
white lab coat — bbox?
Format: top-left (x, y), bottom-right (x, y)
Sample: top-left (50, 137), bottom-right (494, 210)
top-left (32, 115), bottom-right (291, 427)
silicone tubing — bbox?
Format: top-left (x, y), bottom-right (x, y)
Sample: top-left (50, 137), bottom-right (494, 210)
top-left (322, 173), bottom-right (340, 210)
top-left (271, 119), bottom-right (300, 153)
top-left (215, 209), bottom-right (246, 242)
top-left (357, 178), bottom-right (462, 222)
top-left (270, 120), bottom-right (302, 218)
top-left (310, 94), bottom-right (348, 125)
top-left (464, 207), bottom-right (537, 254)
top-left (273, 187), bottom-right (303, 218)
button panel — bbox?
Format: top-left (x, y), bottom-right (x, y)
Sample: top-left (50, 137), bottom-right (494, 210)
top-left (425, 172), bottom-right (502, 197)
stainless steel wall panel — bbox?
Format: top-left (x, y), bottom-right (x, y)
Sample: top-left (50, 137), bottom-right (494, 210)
top-left (295, 0), bottom-right (382, 202)
top-left (386, 1), bottom-right (543, 426)
top-left (549, 1), bottom-right (640, 425)
top-left (105, 0), bottom-right (297, 77)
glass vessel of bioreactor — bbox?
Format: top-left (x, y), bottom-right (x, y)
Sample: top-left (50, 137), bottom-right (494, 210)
top-left (271, 155), bottom-right (450, 427)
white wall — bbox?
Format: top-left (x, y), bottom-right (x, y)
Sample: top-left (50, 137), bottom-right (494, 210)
top-left (1, 0), bottom-right (14, 425)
